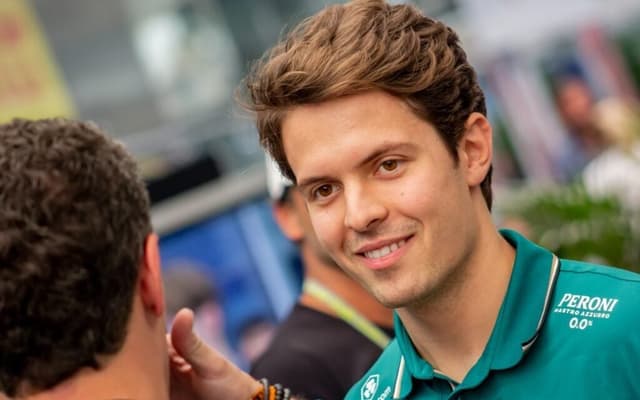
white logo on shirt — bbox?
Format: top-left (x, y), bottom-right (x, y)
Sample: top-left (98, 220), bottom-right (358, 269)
top-left (553, 292), bottom-right (619, 330)
top-left (361, 374), bottom-right (379, 400)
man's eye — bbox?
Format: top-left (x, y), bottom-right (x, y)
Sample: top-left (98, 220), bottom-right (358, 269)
top-left (380, 159), bottom-right (398, 172)
top-left (314, 184), bottom-right (333, 198)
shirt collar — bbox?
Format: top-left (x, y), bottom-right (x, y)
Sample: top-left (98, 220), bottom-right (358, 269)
top-left (392, 229), bottom-right (559, 395)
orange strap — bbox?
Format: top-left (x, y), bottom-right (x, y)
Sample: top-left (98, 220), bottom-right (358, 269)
top-left (250, 383), bottom-right (277, 400)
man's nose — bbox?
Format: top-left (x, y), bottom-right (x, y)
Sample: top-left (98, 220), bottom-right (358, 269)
top-left (343, 183), bottom-right (388, 233)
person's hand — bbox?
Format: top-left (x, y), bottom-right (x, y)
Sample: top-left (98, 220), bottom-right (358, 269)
top-left (168, 308), bottom-right (261, 400)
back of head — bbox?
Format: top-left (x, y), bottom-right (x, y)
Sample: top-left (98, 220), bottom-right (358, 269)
top-left (0, 118), bottom-right (151, 397)
top-left (244, 0), bottom-right (491, 207)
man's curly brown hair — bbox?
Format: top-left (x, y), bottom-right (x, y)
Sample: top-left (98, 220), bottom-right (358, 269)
top-left (0, 118), bottom-right (152, 397)
top-left (243, 0), bottom-right (492, 208)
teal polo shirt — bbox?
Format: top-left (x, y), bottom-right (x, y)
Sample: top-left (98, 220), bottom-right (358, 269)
top-left (346, 230), bottom-right (640, 399)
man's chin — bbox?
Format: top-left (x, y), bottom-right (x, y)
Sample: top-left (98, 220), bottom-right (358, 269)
top-left (371, 290), bottom-right (411, 309)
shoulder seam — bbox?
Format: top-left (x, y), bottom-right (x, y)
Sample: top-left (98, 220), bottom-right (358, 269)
top-left (560, 269), bottom-right (640, 283)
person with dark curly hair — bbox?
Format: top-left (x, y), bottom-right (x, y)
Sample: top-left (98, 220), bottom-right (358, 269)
top-left (0, 118), bottom-right (259, 400)
top-left (168, 1), bottom-right (640, 399)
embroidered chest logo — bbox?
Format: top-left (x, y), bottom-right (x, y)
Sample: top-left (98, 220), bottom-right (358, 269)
top-left (553, 293), bottom-right (619, 330)
top-left (361, 374), bottom-right (391, 400)
top-left (361, 375), bottom-right (379, 400)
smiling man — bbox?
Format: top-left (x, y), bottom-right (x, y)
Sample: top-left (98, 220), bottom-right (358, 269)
top-left (239, 0), bottom-right (640, 398)
top-left (169, 1), bottom-right (640, 399)
top-left (249, 159), bottom-right (393, 399)
top-left (281, 91), bottom-right (501, 321)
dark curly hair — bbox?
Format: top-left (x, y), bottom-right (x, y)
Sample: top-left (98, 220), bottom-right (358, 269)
top-left (0, 118), bottom-right (152, 396)
top-left (242, 0), bottom-right (492, 208)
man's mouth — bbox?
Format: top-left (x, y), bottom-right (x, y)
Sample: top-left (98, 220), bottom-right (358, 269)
top-left (363, 239), bottom-right (407, 259)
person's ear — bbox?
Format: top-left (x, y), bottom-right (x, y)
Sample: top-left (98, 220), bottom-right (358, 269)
top-left (272, 201), bottom-right (304, 242)
top-left (139, 233), bottom-right (164, 317)
top-left (458, 112), bottom-right (492, 187)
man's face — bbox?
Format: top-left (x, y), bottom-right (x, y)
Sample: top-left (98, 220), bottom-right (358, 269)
top-left (282, 91), bottom-right (480, 308)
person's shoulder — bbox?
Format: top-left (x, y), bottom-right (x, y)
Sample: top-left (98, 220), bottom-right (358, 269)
top-left (553, 259), bottom-right (640, 330)
top-left (559, 258), bottom-right (640, 289)
top-left (250, 307), bottom-right (329, 371)
top-left (253, 304), bottom-right (390, 400)
top-left (251, 303), bottom-right (380, 377)
top-left (344, 339), bottom-right (403, 400)
top-left (269, 303), bottom-right (379, 347)
top-left (543, 259), bottom-right (640, 391)
top-left (282, 303), bottom-right (352, 328)
top-left (250, 324), bottom-right (338, 398)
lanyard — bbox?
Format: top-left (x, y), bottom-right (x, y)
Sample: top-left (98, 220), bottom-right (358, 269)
top-left (303, 278), bottom-right (391, 349)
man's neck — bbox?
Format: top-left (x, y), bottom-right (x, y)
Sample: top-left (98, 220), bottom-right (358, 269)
top-left (397, 225), bottom-right (515, 383)
top-left (28, 302), bottom-right (170, 400)
top-left (300, 250), bottom-right (394, 328)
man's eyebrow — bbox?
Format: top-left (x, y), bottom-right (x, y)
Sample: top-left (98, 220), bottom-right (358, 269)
top-left (359, 142), bottom-right (413, 167)
top-left (297, 175), bottom-right (333, 191)
top-left (296, 142), bottom-right (414, 189)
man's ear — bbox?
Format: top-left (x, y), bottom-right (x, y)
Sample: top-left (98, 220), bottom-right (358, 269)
top-left (458, 112), bottom-right (493, 187)
top-left (273, 202), bottom-right (304, 242)
top-left (139, 233), bottom-right (164, 317)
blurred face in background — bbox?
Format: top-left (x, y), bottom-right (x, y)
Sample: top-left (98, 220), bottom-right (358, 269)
top-left (557, 78), bottom-right (595, 132)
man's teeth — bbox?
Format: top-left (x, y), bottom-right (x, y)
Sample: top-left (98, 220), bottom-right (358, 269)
top-left (364, 240), bottom-right (406, 259)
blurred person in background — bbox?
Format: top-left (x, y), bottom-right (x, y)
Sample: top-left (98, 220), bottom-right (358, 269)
top-left (237, 315), bottom-right (276, 368)
top-left (0, 118), bottom-right (258, 400)
top-left (582, 97), bottom-right (640, 209)
top-left (554, 75), bottom-right (610, 179)
top-left (248, 159), bottom-right (394, 399)
top-left (164, 264), bottom-right (244, 368)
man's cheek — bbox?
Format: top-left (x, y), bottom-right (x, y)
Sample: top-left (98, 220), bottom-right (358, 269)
top-left (313, 223), bottom-right (339, 256)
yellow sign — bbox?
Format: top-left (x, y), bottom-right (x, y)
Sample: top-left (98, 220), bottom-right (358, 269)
top-left (0, 0), bottom-right (74, 123)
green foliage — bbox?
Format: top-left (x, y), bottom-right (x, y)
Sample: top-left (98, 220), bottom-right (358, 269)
top-left (500, 183), bottom-right (640, 272)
